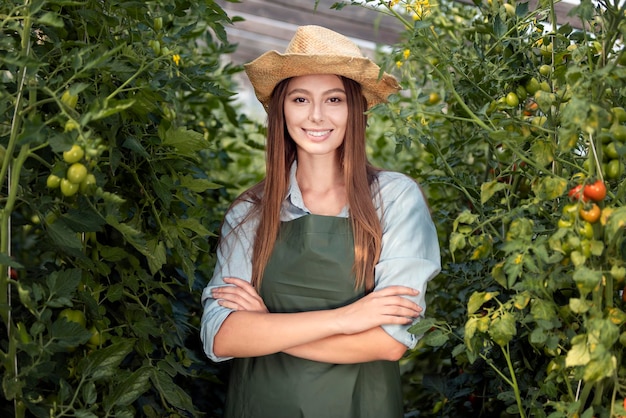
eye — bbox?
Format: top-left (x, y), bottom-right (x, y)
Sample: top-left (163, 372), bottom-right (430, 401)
top-left (293, 97), bottom-right (307, 103)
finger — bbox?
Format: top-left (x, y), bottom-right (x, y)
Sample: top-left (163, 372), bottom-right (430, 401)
top-left (217, 299), bottom-right (239, 311)
top-left (212, 287), bottom-right (254, 306)
top-left (223, 277), bottom-right (259, 297)
top-left (223, 277), bottom-right (254, 289)
top-left (214, 284), bottom-right (261, 303)
top-left (373, 285), bottom-right (420, 297)
top-left (213, 286), bottom-right (266, 312)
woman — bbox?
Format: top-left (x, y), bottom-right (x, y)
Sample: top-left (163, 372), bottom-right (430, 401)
top-left (201, 25), bottom-right (441, 418)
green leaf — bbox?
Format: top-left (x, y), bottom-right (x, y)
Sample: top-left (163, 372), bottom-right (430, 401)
top-left (464, 317), bottom-right (479, 350)
top-left (48, 220), bottom-right (82, 250)
top-left (533, 176), bottom-right (568, 200)
top-left (161, 126), bottom-right (208, 155)
top-left (605, 206), bottom-right (626, 244)
top-left (38, 12), bottom-right (65, 28)
top-left (453, 210), bottom-right (479, 230)
top-left (583, 346), bottom-right (614, 382)
top-left (488, 311), bottom-right (516, 347)
top-left (87, 99), bottom-right (136, 122)
top-left (569, 298), bottom-right (590, 313)
top-left (449, 231), bottom-right (466, 255)
top-left (423, 329), bottom-right (449, 347)
top-left (176, 218), bottom-right (213, 237)
top-left (62, 207), bottom-right (106, 232)
top-left (573, 266), bottom-right (602, 295)
top-left (122, 136), bottom-right (150, 159)
top-left (408, 317), bottom-right (437, 336)
top-left (150, 370), bottom-right (196, 413)
top-left (78, 340), bottom-right (135, 380)
top-left (47, 269), bottom-right (82, 303)
top-left (481, 180), bottom-right (508, 204)
top-left (530, 298), bottom-right (556, 322)
top-left (50, 319), bottom-right (92, 348)
top-left (104, 367), bottom-right (151, 410)
top-left (467, 291), bottom-right (499, 314)
top-left (0, 253), bottom-right (24, 269)
top-left (530, 138), bottom-right (555, 167)
top-left (146, 239), bottom-right (166, 275)
top-left (566, 337), bottom-right (591, 367)
top-left (178, 176), bottom-right (221, 192)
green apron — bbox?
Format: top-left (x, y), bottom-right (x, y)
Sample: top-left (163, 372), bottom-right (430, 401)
top-left (224, 215), bottom-right (403, 418)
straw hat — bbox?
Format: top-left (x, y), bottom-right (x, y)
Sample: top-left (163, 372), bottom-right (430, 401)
top-left (244, 25), bottom-right (400, 110)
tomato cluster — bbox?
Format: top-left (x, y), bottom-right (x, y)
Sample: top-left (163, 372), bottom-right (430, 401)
top-left (597, 109), bottom-right (626, 180)
top-left (47, 144), bottom-right (97, 197)
top-left (556, 178), bottom-right (613, 261)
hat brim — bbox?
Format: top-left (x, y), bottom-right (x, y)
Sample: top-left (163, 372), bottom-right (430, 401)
top-left (244, 51), bottom-right (400, 110)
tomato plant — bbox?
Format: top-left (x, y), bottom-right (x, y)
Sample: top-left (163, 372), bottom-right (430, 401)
top-left (0, 1), bottom-right (262, 417)
top-left (339, 0), bottom-right (626, 416)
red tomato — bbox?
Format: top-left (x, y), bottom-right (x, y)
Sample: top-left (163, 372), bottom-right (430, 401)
top-left (568, 184), bottom-right (589, 202)
top-left (583, 180), bottom-right (607, 202)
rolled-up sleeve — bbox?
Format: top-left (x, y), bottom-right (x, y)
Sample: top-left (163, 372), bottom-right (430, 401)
top-left (200, 200), bottom-right (257, 362)
top-left (375, 173), bottom-right (441, 349)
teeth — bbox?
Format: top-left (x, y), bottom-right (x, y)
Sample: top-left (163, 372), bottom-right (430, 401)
top-left (307, 130), bottom-right (330, 137)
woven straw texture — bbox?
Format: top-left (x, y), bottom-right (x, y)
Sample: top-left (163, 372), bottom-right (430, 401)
top-left (244, 25), bottom-right (400, 110)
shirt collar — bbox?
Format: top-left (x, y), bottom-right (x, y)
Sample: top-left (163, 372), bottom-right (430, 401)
top-left (287, 161), bottom-right (307, 212)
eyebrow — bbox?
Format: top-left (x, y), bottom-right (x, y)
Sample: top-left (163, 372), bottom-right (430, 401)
top-left (287, 87), bottom-right (346, 97)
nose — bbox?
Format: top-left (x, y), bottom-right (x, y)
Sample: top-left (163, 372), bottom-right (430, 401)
top-left (308, 102), bottom-right (324, 123)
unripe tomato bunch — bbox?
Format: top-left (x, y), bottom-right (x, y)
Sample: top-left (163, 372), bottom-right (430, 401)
top-left (595, 108), bottom-right (626, 180)
top-left (46, 144), bottom-right (97, 197)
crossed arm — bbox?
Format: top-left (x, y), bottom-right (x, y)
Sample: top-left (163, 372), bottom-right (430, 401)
top-left (211, 277), bottom-right (421, 363)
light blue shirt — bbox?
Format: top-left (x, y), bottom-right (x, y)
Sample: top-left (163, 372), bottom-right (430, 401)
top-left (201, 163), bottom-right (441, 362)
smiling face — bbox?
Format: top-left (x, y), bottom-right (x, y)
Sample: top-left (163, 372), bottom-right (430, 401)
top-left (283, 74), bottom-right (348, 161)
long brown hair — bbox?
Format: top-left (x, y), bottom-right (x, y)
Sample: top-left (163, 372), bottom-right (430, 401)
top-left (241, 76), bottom-right (382, 292)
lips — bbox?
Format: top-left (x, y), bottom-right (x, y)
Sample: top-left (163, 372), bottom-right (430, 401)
top-left (305, 129), bottom-right (332, 137)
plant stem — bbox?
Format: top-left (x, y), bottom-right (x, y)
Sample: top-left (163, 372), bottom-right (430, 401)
top-left (501, 343), bottom-right (526, 418)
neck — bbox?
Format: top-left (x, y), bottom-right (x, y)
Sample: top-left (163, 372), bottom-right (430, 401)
top-left (295, 155), bottom-right (343, 192)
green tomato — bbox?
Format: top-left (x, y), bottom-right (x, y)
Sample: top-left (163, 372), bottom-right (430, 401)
top-left (79, 173), bottom-right (97, 194)
top-left (505, 92), bottom-right (519, 107)
top-left (58, 309), bottom-right (86, 328)
top-left (604, 142), bottom-right (620, 159)
top-left (611, 107), bottom-right (626, 124)
top-left (61, 90), bottom-right (78, 109)
top-left (87, 326), bottom-right (106, 347)
top-left (525, 77), bottom-right (541, 95)
top-left (66, 163), bottom-right (88, 184)
top-left (606, 159), bottom-right (624, 179)
top-left (577, 221), bottom-right (594, 239)
top-left (610, 124), bottom-right (626, 142)
top-left (612, 265), bottom-right (626, 282)
top-left (46, 174), bottom-right (61, 189)
top-left (60, 178), bottom-right (79, 196)
top-left (539, 64), bottom-right (551, 77)
top-left (63, 144), bottom-right (84, 164)
top-left (153, 16), bottom-right (163, 31)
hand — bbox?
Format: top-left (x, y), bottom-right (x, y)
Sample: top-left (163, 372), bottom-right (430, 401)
top-left (211, 277), bottom-right (269, 313)
top-left (334, 286), bottom-right (422, 335)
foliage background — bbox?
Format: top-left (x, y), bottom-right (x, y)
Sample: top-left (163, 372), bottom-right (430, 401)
top-left (0, 0), bottom-right (263, 416)
top-left (2, 0), bottom-right (626, 417)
